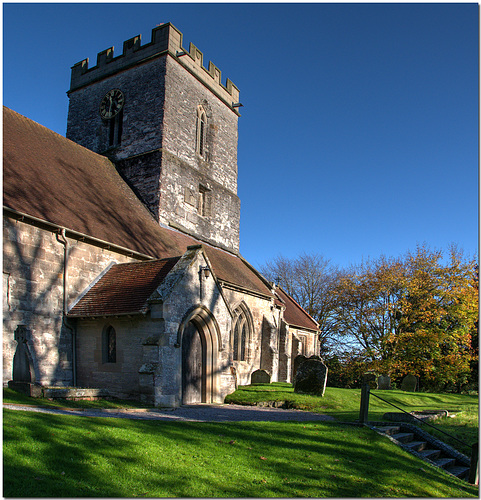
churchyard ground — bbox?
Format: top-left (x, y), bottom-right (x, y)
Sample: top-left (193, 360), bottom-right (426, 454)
top-left (225, 383), bottom-right (479, 456)
top-left (3, 386), bottom-right (479, 497)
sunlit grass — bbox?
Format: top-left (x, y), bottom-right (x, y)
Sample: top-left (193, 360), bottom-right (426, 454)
top-left (225, 383), bottom-right (479, 454)
top-left (3, 410), bottom-right (478, 497)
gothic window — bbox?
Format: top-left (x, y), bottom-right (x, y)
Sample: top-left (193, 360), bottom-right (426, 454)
top-left (232, 303), bottom-right (253, 362)
top-left (103, 325), bottom-right (117, 363)
top-left (196, 106), bottom-right (207, 157)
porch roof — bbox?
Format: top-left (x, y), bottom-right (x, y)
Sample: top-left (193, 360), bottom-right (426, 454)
top-left (68, 257), bottom-right (180, 317)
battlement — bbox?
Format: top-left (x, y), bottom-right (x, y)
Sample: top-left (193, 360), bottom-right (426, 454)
top-left (69, 23), bottom-right (240, 112)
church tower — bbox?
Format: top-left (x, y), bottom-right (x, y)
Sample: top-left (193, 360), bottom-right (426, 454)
top-left (66, 23), bottom-right (241, 253)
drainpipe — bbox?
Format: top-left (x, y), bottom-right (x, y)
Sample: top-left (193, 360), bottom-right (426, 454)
top-left (56, 229), bottom-right (77, 386)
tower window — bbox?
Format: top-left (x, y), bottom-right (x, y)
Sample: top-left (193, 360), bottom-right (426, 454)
top-left (108, 110), bottom-right (123, 147)
top-left (196, 106), bottom-right (207, 157)
top-left (198, 185), bottom-right (208, 216)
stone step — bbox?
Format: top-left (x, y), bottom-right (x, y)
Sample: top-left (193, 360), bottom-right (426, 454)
top-left (375, 424), bottom-right (471, 483)
top-left (445, 465), bottom-right (470, 479)
top-left (434, 457), bottom-right (457, 469)
top-left (376, 425), bottom-right (401, 436)
top-left (404, 440), bottom-right (428, 452)
top-left (391, 432), bottom-right (415, 444)
top-left (419, 448), bottom-right (441, 460)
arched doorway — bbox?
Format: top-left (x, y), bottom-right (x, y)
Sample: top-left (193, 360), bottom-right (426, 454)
top-left (178, 306), bottom-right (221, 405)
top-left (182, 321), bottom-right (206, 404)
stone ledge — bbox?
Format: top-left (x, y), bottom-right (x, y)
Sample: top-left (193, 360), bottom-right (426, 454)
top-left (383, 410), bottom-right (449, 424)
top-left (42, 387), bottom-right (110, 400)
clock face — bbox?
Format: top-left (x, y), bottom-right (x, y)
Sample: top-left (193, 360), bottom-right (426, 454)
top-left (99, 89), bottom-right (125, 120)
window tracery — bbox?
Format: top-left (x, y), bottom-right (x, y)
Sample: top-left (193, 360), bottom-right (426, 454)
top-left (231, 302), bottom-right (253, 362)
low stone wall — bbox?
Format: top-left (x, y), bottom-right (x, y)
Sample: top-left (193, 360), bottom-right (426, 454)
top-left (42, 387), bottom-right (110, 400)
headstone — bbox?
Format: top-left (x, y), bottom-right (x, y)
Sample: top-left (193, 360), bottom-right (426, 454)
top-left (377, 374), bottom-right (391, 390)
top-left (294, 358), bottom-right (328, 396)
top-left (293, 355), bottom-right (307, 378)
top-left (362, 373), bottom-right (378, 389)
top-left (401, 374), bottom-right (418, 392)
top-left (8, 325), bottom-right (42, 397)
top-left (12, 325), bottom-right (35, 383)
top-left (251, 369), bottom-right (271, 384)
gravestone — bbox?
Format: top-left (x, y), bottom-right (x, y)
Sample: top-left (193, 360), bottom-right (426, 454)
top-left (377, 374), bottom-right (391, 390)
top-left (401, 374), bottom-right (418, 392)
top-left (294, 358), bottom-right (328, 396)
top-left (251, 369), bottom-right (271, 384)
top-left (293, 355), bottom-right (307, 378)
top-left (362, 373), bottom-right (378, 389)
top-left (8, 325), bottom-right (42, 397)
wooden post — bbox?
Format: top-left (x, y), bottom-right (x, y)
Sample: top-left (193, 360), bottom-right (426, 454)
top-left (469, 442), bottom-right (479, 485)
top-left (359, 383), bottom-right (370, 424)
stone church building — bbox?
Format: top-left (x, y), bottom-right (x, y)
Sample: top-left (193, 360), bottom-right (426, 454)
top-left (3, 23), bottom-right (319, 406)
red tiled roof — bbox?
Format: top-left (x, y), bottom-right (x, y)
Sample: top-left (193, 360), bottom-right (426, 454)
top-left (276, 286), bottom-right (319, 332)
top-left (69, 258), bottom-right (180, 317)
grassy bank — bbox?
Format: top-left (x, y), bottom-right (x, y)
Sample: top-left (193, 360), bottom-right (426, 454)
top-left (225, 383), bottom-right (479, 455)
top-left (3, 409), bottom-right (478, 497)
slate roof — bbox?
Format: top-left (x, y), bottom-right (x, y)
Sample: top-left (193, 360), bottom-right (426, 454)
top-left (68, 258), bottom-right (180, 317)
top-left (3, 106), bottom-right (318, 330)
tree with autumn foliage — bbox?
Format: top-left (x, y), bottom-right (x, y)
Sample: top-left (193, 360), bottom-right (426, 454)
top-left (332, 245), bottom-right (478, 391)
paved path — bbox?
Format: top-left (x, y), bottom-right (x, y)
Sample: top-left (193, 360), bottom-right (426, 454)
top-left (3, 403), bottom-right (335, 422)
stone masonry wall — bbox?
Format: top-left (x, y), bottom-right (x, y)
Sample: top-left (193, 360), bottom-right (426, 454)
top-left (3, 217), bottom-right (135, 386)
top-left (67, 56), bottom-right (167, 158)
top-left (163, 56), bottom-right (238, 193)
top-left (75, 316), bottom-right (158, 399)
top-left (159, 57), bottom-right (240, 252)
top-left (154, 249), bottom-right (233, 406)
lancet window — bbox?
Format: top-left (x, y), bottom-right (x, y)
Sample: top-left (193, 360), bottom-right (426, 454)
top-left (196, 105), bottom-right (207, 157)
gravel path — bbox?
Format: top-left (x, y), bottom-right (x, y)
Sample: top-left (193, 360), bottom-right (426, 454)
top-left (3, 403), bottom-right (335, 422)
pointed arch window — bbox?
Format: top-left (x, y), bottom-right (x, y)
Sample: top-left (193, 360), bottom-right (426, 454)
top-left (232, 302), bottom-right (253, 362)
top-left (196, 106), bottom-right (207, 157)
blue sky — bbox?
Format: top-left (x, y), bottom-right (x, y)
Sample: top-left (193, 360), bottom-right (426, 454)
top-left (3, 3), bottom-right (479, 269)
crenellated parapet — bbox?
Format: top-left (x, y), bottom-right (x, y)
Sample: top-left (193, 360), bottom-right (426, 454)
top-left (69, 23), bottom-right (240, 112)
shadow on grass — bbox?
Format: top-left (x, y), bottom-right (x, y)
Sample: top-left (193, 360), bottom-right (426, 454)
top-left (3, 410), bottom-right (477, 498)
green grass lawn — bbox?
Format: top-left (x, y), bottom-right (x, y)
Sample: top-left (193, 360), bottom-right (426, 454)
top-left (225, 383), bottom-right (479, 455)
top-left (3, 409), bottom-right (478, 498)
